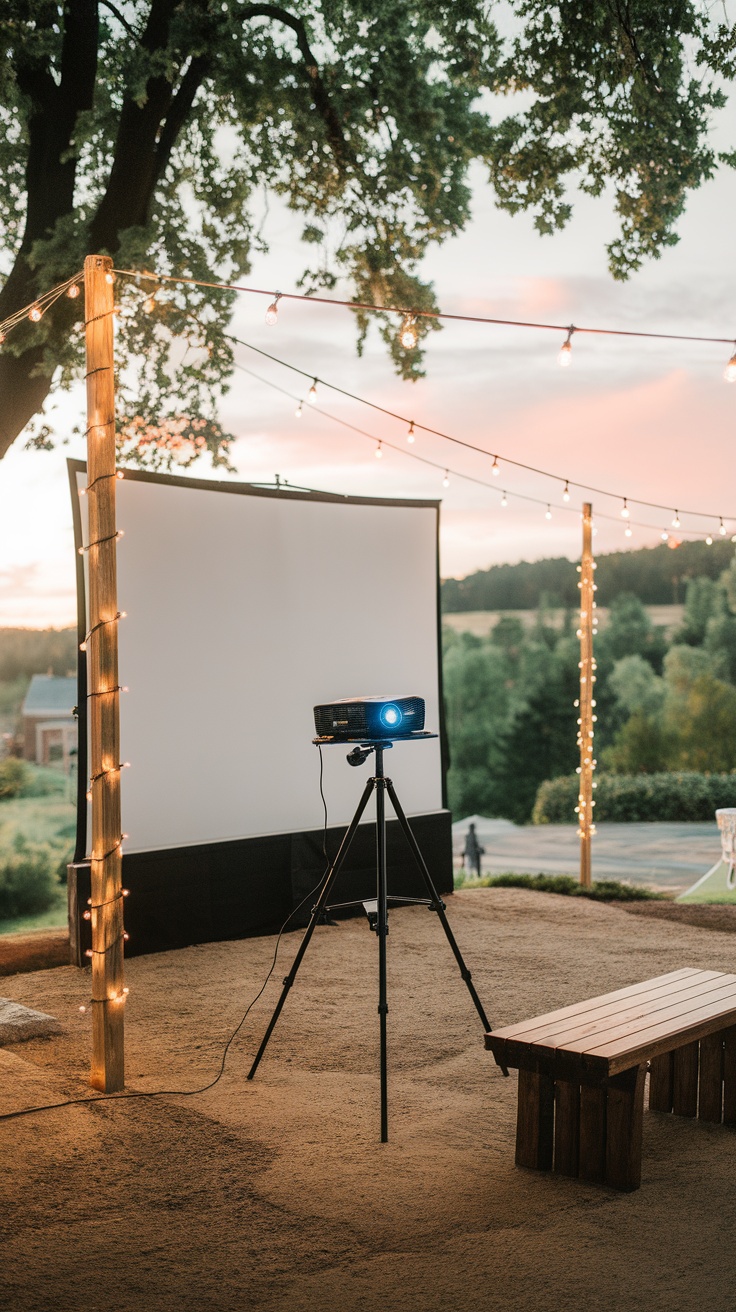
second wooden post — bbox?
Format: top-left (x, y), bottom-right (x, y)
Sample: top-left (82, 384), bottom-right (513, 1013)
top-left (576, 502), bottom-right (596, 888)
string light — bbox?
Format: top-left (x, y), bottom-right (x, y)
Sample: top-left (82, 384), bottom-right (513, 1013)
top-left (295, 401), bottom-right (303, 418)
top-left (407, 421), bottom-right (415, 443)
top-left (725, 346), bottom-right (736, 383)
top-left (720, 518), bottom-right (727, 536)
top-left (491, 456), bottom-right (500, 476)
top-left (706, 535), bottom-right (713, 545)
top-left (563, 481), bottom-right (570, 502)
top-left (307, 378), bottom-right (317, 403)
top-left (624, 525), bottom-right (633, 538)
top-left (442, 470), bottom-right (450, 488)
top-left (79, 611), bottom-right (126, 652)
top-left (265, 293), bottom-right (281, 326)
top-left (501, 492), bottom-right (508, 507)
top-left (400, 314), bottom-right (418, 350)
top-left (545, 504), bottom-right (552, 520)
top-left (621, 498), bottom-right (630, 518)
top-left (558, 326), bottom-right (574, 367)
top-left (29, 304), bottom-right (43, 322)
top-left (661, 531), bottom-right (670, 542)
top-left (375, 441), bottom-right (383, 459)
top-left (105, 271), bottom-right (115, 285)
top-left (672, 511), bottom-right (681, 528)
top-left (67, 283), bottom-right (80, 300)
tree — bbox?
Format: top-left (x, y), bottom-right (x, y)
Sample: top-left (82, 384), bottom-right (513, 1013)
top-left (1, 0), bottom-right (732, 461)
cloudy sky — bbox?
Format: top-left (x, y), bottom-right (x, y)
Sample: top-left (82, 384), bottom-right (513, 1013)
top-left (1, 100), bottom-right (735, 627)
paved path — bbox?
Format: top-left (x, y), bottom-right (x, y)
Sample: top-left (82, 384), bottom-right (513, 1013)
top-left (452, 815), bottom-right (720, 893)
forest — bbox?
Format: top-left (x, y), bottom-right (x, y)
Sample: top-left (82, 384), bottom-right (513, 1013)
top-left (441, 539), bottom-right (735, 612)
top-left (443, 550), bottom-right (736, 823)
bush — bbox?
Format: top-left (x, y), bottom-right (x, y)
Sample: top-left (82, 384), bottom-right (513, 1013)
top-left (533, 771), bottom-right (736, 824)
top-left (458, 872), bottom-right (662, 901)
top-left (0, 835), bottom-right (57, 917)
top-left (0, 758), bottom-right (29, 799)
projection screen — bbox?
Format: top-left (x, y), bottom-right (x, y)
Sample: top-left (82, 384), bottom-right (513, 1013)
top-left (68, 462), bottom-right (452, 958)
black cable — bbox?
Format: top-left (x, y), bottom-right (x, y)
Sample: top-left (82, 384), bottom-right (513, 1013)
top-left (0, 753), bottom-right (333, 1125)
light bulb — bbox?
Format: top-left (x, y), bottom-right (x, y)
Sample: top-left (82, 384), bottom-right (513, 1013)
top-left (143, 295), bottom-right (156, 313)
top-left (265, 295), bottom-right (281, 326)
top-left (67, 284), bottom-right (80, 300)
top-left (407, 421), bottom-right (415, 443)
top-left (672, 512), bottom-right (680, 528)
top-left (0, 332), bottom-right (5, 344)
top-left (661, 531), bottom-right (669, 542)
top-left (400, 314), bottom-right (418, 350)
top-left (624, 526), bottom-right (632, 538)
top-left (308, 379), bottom-right (317, 403)
top-left (29, 304), bottom-right (43, 322)
top-left (492, 456), bottom-right (500, 476)
top-left (500, 492), bottom-right (508, 507)
top-left (706, 535), bottom-right (713, 546)
top-left (295, 402), bottom-right (303, 418)
top-left (719, 519), bottom-right (727, 536)
top-left (558, 328), bottom-right (573, 367)
top-left (105, 271), bottom-right (115, 285)
top-left (562, 482), bottom-right (570, 501)
top-left (442, 470), bottom-right (449, 488)
top-left (621, 499), bottom-right (629, 518)
top-left (375, 441), bottom-right (383, 459)
top-left (725, 350), bottom-right (736, 383)
top-left (545, 505), bottom-right (552, 520)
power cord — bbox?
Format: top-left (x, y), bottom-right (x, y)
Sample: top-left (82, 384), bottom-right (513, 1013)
top-left (0, 748), bottom-right (333, 1125)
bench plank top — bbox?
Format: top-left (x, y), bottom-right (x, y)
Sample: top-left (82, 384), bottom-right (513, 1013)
top-left (486, 969), bottom-right (736, 1077)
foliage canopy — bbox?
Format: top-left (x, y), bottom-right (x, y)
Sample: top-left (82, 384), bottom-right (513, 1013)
top-left (0, 0), bottom-right (733, 462)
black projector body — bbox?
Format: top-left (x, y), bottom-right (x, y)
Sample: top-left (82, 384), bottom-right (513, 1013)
top-left (314, 695), bottom-right (425, 740)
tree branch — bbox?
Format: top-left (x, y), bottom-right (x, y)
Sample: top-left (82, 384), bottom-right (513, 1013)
top-left (154, 53), bottom-right (211, 180)
top-left (99, 0), bottom-right (141, 40)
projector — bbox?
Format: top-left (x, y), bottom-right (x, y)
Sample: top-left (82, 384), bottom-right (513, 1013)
top-left (314, 695), bottom-right (425, 740)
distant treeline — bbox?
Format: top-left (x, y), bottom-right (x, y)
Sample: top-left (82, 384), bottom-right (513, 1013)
top-left (0, 628), bottom-right (77, 682)
top-left (441, 539), bottom-right (735, 612)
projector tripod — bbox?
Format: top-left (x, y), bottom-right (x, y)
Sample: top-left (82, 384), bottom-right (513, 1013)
top-left (247, 737), bottom-right (502, 1142)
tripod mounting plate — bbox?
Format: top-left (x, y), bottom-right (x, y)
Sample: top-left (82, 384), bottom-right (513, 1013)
top-left (313, 730), bottom-right (438, 747)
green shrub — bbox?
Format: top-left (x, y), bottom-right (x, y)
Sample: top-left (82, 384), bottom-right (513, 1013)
top-left (458, 872), bottom-right (663, 901)
top-left (0, 834), bottom-right (57, 917)
top-left (0, 758), bottom-right (29, 799)
top-left (533, 771), bottom-right (736, 824)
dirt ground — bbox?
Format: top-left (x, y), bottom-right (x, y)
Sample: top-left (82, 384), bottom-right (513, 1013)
top-left (2, 887), bottom-right (736, 1312)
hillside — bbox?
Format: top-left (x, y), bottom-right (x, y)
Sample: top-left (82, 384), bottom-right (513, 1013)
top-left (441, 539), bottom-right (735, 612)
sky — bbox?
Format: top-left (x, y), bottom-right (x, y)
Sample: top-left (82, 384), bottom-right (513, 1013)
top-left (1, 105), bottom-right (735, 627)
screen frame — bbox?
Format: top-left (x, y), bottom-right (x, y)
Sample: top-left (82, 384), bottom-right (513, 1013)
top-left (68, 458), bottom-right (448, 864)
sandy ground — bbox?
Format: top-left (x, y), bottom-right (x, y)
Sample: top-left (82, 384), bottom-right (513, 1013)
top-left (2, 887), bottom-right (736, 1312)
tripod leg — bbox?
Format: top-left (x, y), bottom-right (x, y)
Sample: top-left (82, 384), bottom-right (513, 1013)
top-left (385, 780), bottom-right (505, 1068)
top-left (375, 775), bottom-right (389, 1143)
top-left (247, 776), bottom-right (375, 1080)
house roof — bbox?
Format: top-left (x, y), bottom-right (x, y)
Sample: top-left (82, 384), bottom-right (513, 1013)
top-left (22, 675), bottom-right (77, 719)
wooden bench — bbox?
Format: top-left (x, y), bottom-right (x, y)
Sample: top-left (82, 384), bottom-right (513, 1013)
top-left (485, 968), bottom-right (736, 1192)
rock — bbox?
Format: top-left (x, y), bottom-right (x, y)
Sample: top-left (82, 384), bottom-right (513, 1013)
top-left (0, 998), bottom-right (62, 1044)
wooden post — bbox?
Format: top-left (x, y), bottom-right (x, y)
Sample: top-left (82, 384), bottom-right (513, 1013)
top-left (84, 254), bottom-right (125, 1091)
top-left (576, 503), bottom-right (596, 888)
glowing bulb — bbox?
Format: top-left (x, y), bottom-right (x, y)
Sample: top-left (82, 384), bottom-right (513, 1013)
top-left (545, 505), bottom-right (552, 520)
top-left (558, 328), bottom-right (573, 367)
top-left (400, 314), bottom-right (418, 350)
top-left (492, 456), bottom-right (500, 477)
top-left (308, 379), bottom-right (317, 403)
top-left (500, 492), bottom-right (508, 507)
top-left (672, 512), bottom-right (681, 528)
top-left (79, 1005), bottom-right (87, 1013)
top-left (143, 295), bottom-right (156, 313)
top-left (295, 402), bottom-right (303, 418)
top-left (407, 421), bottom-right (415, 443)
top-left (29, 304), bottom-right (43, 322)
top-left (661, 531), bottom-right (669, 542)
top-left (265, 294), bottom-right (281, 326)
top-left (0, 331), bottom-right (5, 344)
top-left (624, 526), bottom-right (632, 538)
top-left (719, 519), bottom-right (727, 536)
top-left (375, 441), bottom-right (383, 459)
top-left (442, 470), bottom-right (450, 488)
top-left (621, 499), bottom-right (629, 518)
top-left (67, 283), bottom-right (80, 300)
top-left (563, 482), bottom-right (570, 502)
top-left (706, 535), bottom-right (713, 546)
top-left (105, 271), bottom-right (115, 285)
top-left (725, 350), bottom-right (736, 383)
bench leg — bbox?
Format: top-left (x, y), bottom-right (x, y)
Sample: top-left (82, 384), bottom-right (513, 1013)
top-left (648, 1052), bottom-right (674, 1112)
top-left (673, 1041), bottom-right (699, 1117)
top-left (579, 1085), bottom-right (607, 1183)
top-left (605, 1065), bottom-right (646, 1192)
top-left (553, 1079), bottom-right (580, 1177)
top-left (515, 1070), bottom-right (554, 1170)
top-left (699, 1033), bottom-right (724, 1123)
top-left (724, 1027), bottom-right (736, 1125)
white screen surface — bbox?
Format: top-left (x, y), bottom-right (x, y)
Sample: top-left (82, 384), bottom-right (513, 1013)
top-left (78, 472), bottom-right (443, 854)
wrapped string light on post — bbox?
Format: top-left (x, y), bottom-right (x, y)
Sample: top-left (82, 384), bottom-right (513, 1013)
top-left (575, 502), bottom-right (596, 889)
top-left (83, 253), bottom-right (126, 1092)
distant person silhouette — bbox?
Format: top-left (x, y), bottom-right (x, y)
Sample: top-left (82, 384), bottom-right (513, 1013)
top-left (463, 822), bottom-right (485, 878)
